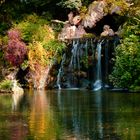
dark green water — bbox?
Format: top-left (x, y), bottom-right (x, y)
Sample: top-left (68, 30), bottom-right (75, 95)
top-left (0, 89), bottom-right (140, 140)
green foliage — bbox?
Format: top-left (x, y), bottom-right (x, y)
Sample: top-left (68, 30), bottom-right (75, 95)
top-left (43, 40), bottom-right (66, 54)
top-left (104, 0), bottom-right (130, 15)
top-left (0, 79), bottom-right (12, 90)
top-left (0, 22), bottom-right (10, 35)
top-left (57, 0), bottom-right (82, 10)
top-left (11, 13), bottom-right (66, 71)
top-left (83, 33), bottom-right (95, 38)
top-left (79, 6), bottom-right (87, 16)
top-left (52, 23), bottom-right (64, 34)
top-left (14, 14), bottom-right (51, 43)
top-left (81, 0), bottom-right (90, 7)
top-left (0, 35), bottom-right (7, 69)
top-left (110, 9), bottom-right (140, 90)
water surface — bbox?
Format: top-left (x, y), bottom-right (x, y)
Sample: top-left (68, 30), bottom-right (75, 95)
top-left (0, 89), bottom-right (140, 140)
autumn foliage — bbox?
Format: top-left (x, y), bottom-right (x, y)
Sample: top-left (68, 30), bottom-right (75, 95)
top-left (5, 29), bottom-right (27, 66)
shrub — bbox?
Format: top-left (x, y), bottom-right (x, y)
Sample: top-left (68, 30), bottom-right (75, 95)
top-left (0, 79), bottom-right (12, 90)
top-left (110, 10), bottom-right (140, 90)
top-left (15, 14), bottom-right (51, 43)
top-left (5, 29), bottom-right (27, 67)
top-left (14, 14), bottom-right (66, 68)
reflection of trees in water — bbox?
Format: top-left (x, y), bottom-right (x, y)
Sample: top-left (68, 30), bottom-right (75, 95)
top-left (0, 90), bottom-right (140, 139)
top-left (28, 90), bottom-right (61, 140)
top-left (0, 94), bottom-right (28, 140)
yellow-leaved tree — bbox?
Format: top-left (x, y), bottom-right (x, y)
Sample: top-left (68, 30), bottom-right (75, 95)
top-left (12, 14), bottom-right (65, 89)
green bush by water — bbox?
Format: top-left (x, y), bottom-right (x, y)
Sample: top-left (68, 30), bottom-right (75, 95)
top-left (110, 8), bottom-right (140, 91)
top-left (0, 79), bottom-right (12, 90)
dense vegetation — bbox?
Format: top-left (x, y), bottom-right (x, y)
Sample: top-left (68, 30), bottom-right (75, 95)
top-left (110, 5), bottom-right (140, 91)
top-left (0, 0), bottom-right (140, 90)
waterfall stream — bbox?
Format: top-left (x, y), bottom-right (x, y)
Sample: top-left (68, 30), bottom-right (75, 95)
top-left (57, 54), bottom-right (66, 89)
top-left (93, 40), bottom-right (104, 91)
top-left (56, 37), bottom-right (119, 90)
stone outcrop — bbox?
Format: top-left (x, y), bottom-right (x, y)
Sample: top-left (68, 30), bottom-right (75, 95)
top-left (58, 12), bottom-right (86, 40)
top-left (82, 0), bottom-right (107, 28)
top-left (82, 0), bottom-right (130, 29)
top-left (58, 0), bottom-right (130, 40)
top-left (100, 25), bottom-right (115, 37)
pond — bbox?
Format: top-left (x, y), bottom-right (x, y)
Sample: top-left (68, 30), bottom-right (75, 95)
top-left (0, 89), bottom-right (140, 140)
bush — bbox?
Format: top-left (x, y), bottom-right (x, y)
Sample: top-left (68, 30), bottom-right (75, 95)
top-left (110, 10), bottom-right (140, 90)
top-left (5, 29), bottom-right (27, 67)
top-left (8, 14), bottom-right (66, 68)
top-left (0, 79), bottom-right (12, 90)
top-left (14, 14), bottom-right (51, 43)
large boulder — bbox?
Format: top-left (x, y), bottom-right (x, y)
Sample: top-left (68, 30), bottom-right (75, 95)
top-left (82, 0), bottom-right (130, 28)
top-left (58, 0), bottom-right (130, 40)
top-left (82, 0), bottom-right (107, 28)
top-left (100, 25), bottom-right (115, 37)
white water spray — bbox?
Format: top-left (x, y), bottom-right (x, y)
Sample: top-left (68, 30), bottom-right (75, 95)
top-left (93, 40), bottom-right (104, 91)
top-left (57, 54), bottom-right (66, 89)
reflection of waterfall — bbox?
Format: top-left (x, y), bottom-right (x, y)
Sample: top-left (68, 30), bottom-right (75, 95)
top-left (54, 90), bottom-right (104, 139)
top-left (95, 91), bottom-right (103, 139)
top-left (93, 40), bottom-right (103, 91)
top-left (12, 92), bottom-right (24, 111)
top-left (57, 54), bottom-right (66, 89)
top-left (12, 80), bottom-right (24, 111)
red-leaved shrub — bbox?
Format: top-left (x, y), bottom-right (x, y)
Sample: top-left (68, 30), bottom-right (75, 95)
top-left (5, 29), bottom-right (27, 66)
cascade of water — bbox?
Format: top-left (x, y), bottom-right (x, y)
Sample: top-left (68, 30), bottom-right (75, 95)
top-left (57, 54), bottom-right (66, 89)
top-left (68, 40), bottom-right (80, 88)
top-left (93, 40), bottom-right (104, 91)
top-left (69, 40), bottom-right (79, 69)
top-left (55, 37), bottom-right (118, 90)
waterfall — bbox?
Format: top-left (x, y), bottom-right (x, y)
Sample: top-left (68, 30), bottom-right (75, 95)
top-left (69, 40), bottom-right (80, 70)
top-left (93, 40), bottom-right (104, 91)
top-left (57, 54), bottom-right (66, 89)
top-left (56, 37), bottom-right (118, 90)
top-left (68, 39), bottom-right (82, 88)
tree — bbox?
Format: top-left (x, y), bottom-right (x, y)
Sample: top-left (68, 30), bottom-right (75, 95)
top-left (57, 0), bottom-right (82, 10)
